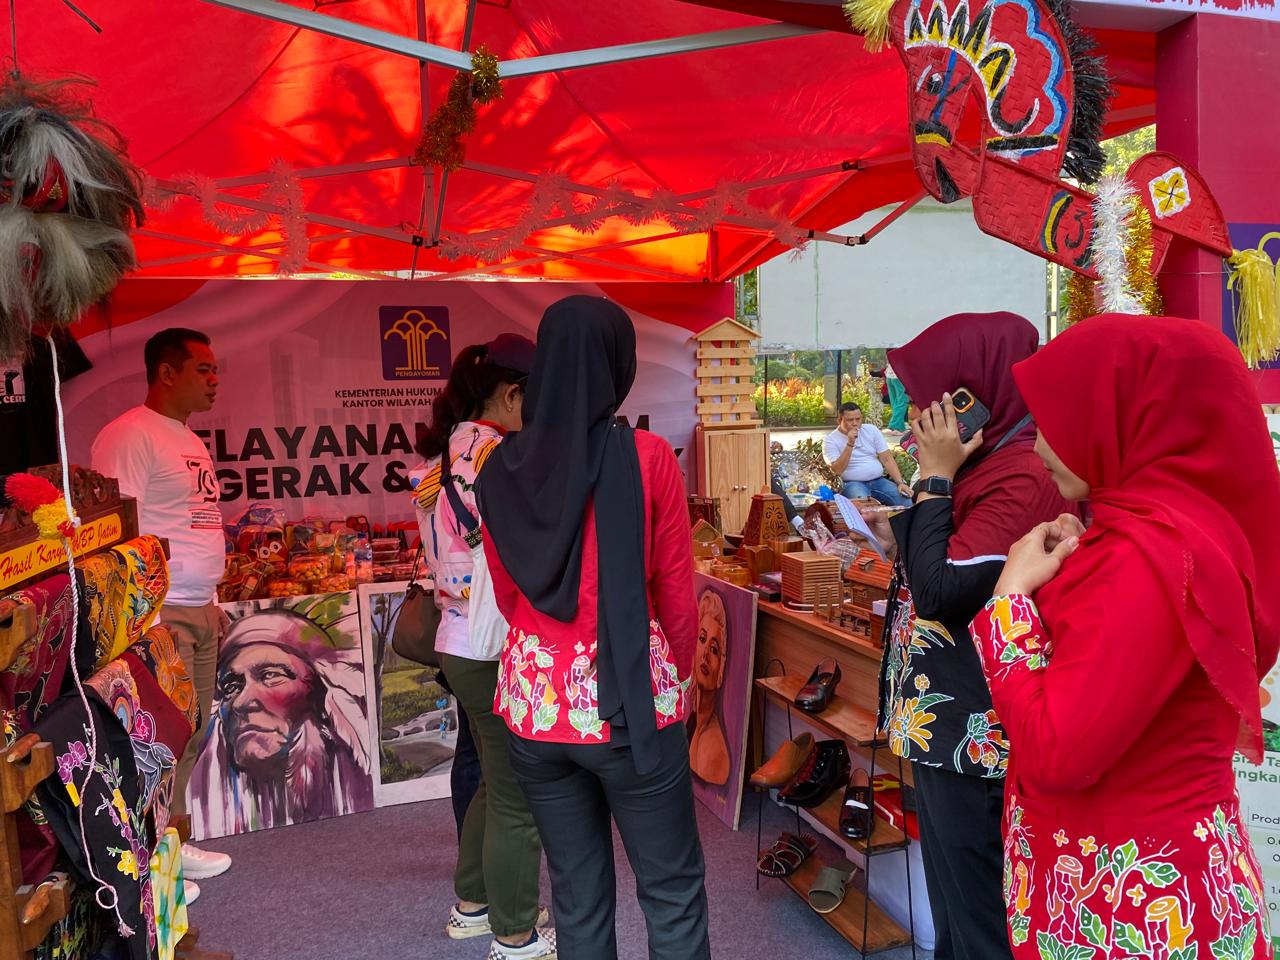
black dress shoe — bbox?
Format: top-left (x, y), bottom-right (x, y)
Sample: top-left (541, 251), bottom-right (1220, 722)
top-left (839, 767), bottom-right (874, 840)
top-left (795, 658), bottom-right (842, 713)
top-left (778, 740), bottom-right (851, 808)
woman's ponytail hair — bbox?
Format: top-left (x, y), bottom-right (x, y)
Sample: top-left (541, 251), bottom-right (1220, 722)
top-left (416, 343), bottom-right (524, 460)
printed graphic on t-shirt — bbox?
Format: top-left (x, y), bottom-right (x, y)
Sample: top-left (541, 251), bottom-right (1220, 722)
top-left (186, 456), bottom-right (224, 530)
top-left (1, 365), bottom-right (25, 406)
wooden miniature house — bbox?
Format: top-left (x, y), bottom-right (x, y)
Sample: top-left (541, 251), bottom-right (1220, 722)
top-left (690, 318), bottom-right (770, 535)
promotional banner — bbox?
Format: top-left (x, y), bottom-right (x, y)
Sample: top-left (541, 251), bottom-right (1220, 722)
top-left (65, 279), bottom-right (727, 523)
top-left (1235, 662), bottom-right (1280, 947)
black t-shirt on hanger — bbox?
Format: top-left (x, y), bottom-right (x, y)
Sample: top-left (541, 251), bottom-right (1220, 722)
top-left (0, 328), bottom-right (92, 474)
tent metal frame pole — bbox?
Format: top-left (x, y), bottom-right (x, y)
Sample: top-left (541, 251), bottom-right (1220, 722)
top-left (858, 190), bottom-right (926, 243)
top-left (139, 231), bottom-right (355, 269)
top-left (197, 0), bottom-right (471, 68)
top-left (134, 228), bottom-right (391, 279)
top-left (428, 229), bottom-right (691, 281)
top-left (212, 157), bottom-right (411, 189)
top-left (196, 1), bottom-right (817, 76)
top-left (430, 0), bottom-right (479, 247)
top-left (498, 23), bottom-right (820, 77)
top-left (517, 244), bottom-right (693, 281)
top-left (410, 0), bottom-right (432, 278)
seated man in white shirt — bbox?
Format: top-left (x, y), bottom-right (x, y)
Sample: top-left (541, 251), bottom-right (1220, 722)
top-left (822, 402), bottom-right (913, 507)
top-left (91, 327), bottom-right (232, 902)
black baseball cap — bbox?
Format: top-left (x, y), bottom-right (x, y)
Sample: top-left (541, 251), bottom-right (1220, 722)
top-left (486, 333), bottom-right (536, 376)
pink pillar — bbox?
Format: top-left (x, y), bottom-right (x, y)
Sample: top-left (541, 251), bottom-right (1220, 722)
top-left (1156, 16), bottom-right (1280, 400)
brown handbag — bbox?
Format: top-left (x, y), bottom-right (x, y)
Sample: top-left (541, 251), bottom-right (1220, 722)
top-left (391, 542), bottom-right (442, 667)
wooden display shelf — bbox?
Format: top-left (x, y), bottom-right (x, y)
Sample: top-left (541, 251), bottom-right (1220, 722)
top-left (755, 674), bottom-right (886, 748)
top-left (757, 601), bottom-right (882, 660)
top-left (780, 855), bottom-right (913, 955)
top-left (795, 789), bottom-right (907, 857)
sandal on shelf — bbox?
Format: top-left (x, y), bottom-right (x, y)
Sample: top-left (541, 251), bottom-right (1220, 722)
top-left (839, 767), bottom-right (874, 840)
top-left (808, 865), bottom-right (852, 914)
top-left (756, 831), bottom-right (817, 878)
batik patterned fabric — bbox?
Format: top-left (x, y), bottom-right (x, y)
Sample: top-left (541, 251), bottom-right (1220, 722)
top-left (35, 694), bottom-right (154, 960)
top-left (32, 884), bottom-right (105, 960)
top-left (883, 591), bottom-right (1010, 778)
top-left (496, 619), bottom-right (689, 742)
top-left (149, 827), bottom-right (188, 960)
top-left (85, 651), bottom-right (192, 821)
top-left (971, 596), bottom-right (1274, 959)
top-left (1, 572), bottom-right (93, 884)
top-left (128, 625), bottom-right (198, 733)
top-left (106, 536), bottom-right (169, 664)
top-left (79, 549), bottom-right (129, 669)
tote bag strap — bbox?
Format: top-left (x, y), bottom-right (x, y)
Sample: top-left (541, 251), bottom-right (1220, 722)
top-left (440, 449), bottom-right (482, 548)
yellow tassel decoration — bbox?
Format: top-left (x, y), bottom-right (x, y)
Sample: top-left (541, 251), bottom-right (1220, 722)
top-left (32, 497), bottom-right (73, 540)
top-left (1063, 271), bottom-right (1096, 329)
top-left (1124, 198), bottom-right (1162, 316)
top-left (843, 0), bottom-right (897, 52)
top-left (1227, 232), bottom-right (1280, 369)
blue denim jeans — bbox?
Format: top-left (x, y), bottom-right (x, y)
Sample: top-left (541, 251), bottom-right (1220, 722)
top-left (842, 476), bottom-right (911, 507)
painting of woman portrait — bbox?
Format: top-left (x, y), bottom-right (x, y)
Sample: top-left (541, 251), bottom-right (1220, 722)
top-left (689, 574), bottom-right (758, 829)
top-left (689, 590), bottom-right (731, 785)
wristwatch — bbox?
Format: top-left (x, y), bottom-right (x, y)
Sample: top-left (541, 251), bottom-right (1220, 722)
top-left (915, 475), bottom-right (954, 499)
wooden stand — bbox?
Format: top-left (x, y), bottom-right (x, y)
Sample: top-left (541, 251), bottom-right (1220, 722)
top-left (752, 604), bottom-right (918, 957)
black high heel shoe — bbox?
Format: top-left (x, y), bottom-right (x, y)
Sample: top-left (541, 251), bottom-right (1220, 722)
top-left (794, 657), bottom-right (841, 713)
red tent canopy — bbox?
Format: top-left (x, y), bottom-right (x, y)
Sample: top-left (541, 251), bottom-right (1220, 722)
top-left (15, 0), bottom-right (1155, 281)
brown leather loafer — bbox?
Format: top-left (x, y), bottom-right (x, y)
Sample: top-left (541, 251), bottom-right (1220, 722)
top-left (750, 733), bottom-right (816, 789)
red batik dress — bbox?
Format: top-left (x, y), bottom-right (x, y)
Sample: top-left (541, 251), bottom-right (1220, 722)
top-left (970, 580), bottom-right (1272, 960)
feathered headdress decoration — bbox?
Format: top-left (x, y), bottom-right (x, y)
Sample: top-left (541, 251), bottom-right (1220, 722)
top-left (0, 78), bottom-right (143, 362)
top-left (1043, 0), bottom-right (1112, 185)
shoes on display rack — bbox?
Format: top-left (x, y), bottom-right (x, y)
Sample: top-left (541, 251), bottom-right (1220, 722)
top-left (794, 658), bottom-right (842, 713)
top-left (180, 843), bottom-right (231, 880)
top-left (778, 739), bottom-right (851, 808)
top-left (839, 767), bottom-right (874, 840)
top-left (807, 865), bottom-right (853, 914)
top-left (449, 904), bottom-right (552, 941)
top-left (750, 733), bottom-right (816, 789)
top-left (487, 928), bottom-right (557, 960)
top-left (756, 831), bottom-right (818, 878)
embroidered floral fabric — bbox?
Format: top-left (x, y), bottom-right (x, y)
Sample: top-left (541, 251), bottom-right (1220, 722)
top-left (496, 619), bottom-right (689, 742)
top-left (1003, 795), bottom-right (1271, 959)
top-left (883, 593), bottom-right (1009, 778)
top-left (970, 596), bottom-right (1273, 959)
top-left (36, 695), bottom-right (155, 960)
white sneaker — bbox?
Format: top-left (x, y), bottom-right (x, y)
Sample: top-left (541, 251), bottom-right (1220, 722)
top-left (488, 928), bottom-right (557, 960)
top-left (447, 905), bottom-right (551, 941)
top-left (183, 879), bottom-right (201, 906)
top-left (180, 843), bottom-right (231, 880)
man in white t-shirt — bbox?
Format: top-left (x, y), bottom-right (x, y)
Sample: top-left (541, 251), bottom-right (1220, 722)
top-left (822, 401), bottom-right (913, 507)
top-left (91, 327), bottom-right (231, 899)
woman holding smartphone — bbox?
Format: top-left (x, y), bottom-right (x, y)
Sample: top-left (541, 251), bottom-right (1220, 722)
top-left (864, 312), bottom-right (1078, 960)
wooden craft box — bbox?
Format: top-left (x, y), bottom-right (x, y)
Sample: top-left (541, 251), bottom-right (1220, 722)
top-left (844, 551), bottom-right (893, 610)
top-left (781, 552), bottom-right (842, 606)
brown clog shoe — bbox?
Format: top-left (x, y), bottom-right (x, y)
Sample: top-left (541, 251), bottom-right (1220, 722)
top-left (750, 733), bottom-right (816, 789)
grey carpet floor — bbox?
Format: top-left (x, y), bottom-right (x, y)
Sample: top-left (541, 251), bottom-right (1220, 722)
top-left (189, 793), bottom-right (931, 960)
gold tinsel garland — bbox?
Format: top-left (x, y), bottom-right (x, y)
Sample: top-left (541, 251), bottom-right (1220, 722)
top-left (1124, 198), bottom-right (1162, 316)
top-left (1063, 195), bottom-right (1162, 329)
top-left (413, 46), bottom-right (503, 173)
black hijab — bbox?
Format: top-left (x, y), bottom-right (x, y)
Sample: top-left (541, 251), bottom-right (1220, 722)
top-left (477, 295), bottom-right (660, 773)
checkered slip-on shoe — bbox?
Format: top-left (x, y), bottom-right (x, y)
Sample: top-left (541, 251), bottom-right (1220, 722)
top-left (447, 905), bottom-right (550, 940)
top-left (487, 928), bottom-right (557, 960)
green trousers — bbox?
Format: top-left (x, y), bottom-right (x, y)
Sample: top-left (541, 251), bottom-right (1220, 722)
top-left (440, 653), bottom-right (543, 937)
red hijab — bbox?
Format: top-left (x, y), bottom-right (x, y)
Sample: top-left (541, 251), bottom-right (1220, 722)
top-left (888, 311), bottom-right (1039, 461)
top-left (1013, 314), bottom-right (1280, 762)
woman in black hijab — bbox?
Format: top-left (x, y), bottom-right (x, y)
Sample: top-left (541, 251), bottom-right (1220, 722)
top-left (478, 295), bottom-right (710, 960)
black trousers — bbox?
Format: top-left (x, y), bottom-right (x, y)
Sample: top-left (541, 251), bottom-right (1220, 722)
top-left (508, 724), bottom-right (711, 960)
top-left (450, 700), bottom-right (482, 840)
top-left (912, 763), bottom-right (1014, 960)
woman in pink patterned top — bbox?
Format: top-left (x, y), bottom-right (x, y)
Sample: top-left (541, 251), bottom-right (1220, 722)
top-left (478, 296), bottom-right (709, 960)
